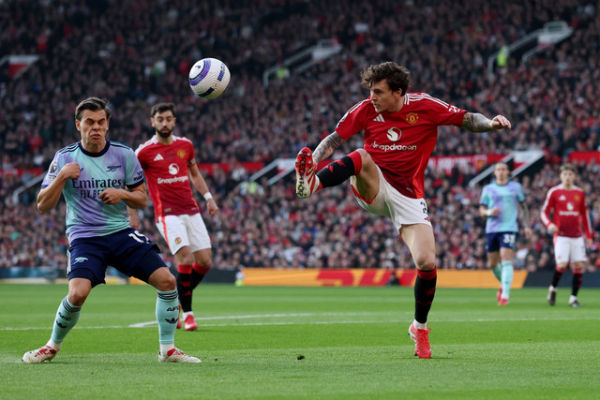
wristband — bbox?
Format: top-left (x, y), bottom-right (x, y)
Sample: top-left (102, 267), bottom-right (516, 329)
top-left (203, 192), bottom-right (213, 200)
top-left (486, 209), bottom-right (493, 216)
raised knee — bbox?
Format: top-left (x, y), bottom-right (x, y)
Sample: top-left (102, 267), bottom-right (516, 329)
top-left (154, 271), bottom-right (176, 291)
top-left (415, 257), bottom-right (436, 271)
top-left (356, 148), bottom-right (372, 163)
top-left (68, 290), bottom-right (89, 306)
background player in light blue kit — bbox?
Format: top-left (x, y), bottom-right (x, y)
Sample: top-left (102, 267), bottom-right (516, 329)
top-left (479, 163), bottom-right (531, 305)
top-left (22, 97), bottom-right (200, 364)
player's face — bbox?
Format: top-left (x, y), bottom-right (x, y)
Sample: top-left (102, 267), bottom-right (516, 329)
top-left (560, 170), bottom-right (575, 187)
top-left (76, 109), bottom-right (109, 152)
top-left (494, 163), bottom-right (509, 183)
top-left (152, 111), bottom-right (176, 138)
top-left (369, 79), bottom-right (403, 113)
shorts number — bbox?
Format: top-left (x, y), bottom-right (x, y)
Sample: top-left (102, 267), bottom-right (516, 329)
top-left (129, 230), bottom-right (150, 244)
top-left (503, 234), bottom-right (516, 246)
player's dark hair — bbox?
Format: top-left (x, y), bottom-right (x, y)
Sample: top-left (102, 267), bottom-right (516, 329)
top-left (151, 102), bottom-right (176, 117)
top-left (360, 62), bottom-right (410, 95)
top-left (75, 97), bottom-right (111, 121)
top-left (559, 163), bottom-right (576, 173)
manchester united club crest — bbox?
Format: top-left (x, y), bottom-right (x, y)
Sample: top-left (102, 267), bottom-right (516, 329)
top-left (175, 237), bottom-right (182, 245)
top-left (574, 194), bottom-right (580, 202)
top-left (177, 149), bottom-right (186, 159)
top-left (406, 112), bottom-right (419, 124)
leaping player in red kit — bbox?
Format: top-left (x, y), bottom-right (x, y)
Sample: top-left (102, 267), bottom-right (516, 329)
top-left (295, 62), bottom-right (511, 358)
top-left (129, 102), bottom-right (219, 331)
top-left (541, 163), bottom-right (593, 307)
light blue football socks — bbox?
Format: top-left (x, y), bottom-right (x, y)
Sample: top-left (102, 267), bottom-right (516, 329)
top-left (156, 290), bottom-right (179, 345)
top-left (492, 263), bottom-right (502, 282)
top-left (50, 297), bottom-right (82, 345)
top-left (500, 260), bottom-right (514, 299)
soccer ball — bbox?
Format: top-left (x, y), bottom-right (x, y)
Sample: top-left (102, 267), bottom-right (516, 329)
top-left (188, 58), bottom-right (230, 99)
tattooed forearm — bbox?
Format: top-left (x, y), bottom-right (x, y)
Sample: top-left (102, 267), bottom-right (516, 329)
top-left (461, 112), bottom-right (494, 132)
top-left (312, 132), bottom-right (344, 163)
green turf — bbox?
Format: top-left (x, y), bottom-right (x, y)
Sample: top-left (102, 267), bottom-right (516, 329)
top-left (1, 284), bottom-right (598, 399)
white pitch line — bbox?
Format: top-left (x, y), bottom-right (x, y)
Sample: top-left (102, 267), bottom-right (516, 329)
top-left (129, 311), bottom-right (394, 328)
top-left (2, 311), bottom-right (600, 331)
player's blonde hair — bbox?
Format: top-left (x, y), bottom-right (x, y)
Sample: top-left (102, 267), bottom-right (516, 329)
top-left (559, 163), bottom-right (576, 174)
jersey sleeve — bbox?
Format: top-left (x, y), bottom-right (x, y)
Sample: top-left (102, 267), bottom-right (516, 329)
top-left (125, 148), bottom-right (146, 188)
top-left (334, 99), bottom-right (369, 140)
top-left (517, 183), bottom-right (525, 203)
top-left (540, 190), bottom-right (554, 228)
top-left (135, 146), bottom-right (147, 169)
top-left (425, 95), bottom-right (467, 126)
top-left (580, 192), bottom-right (593, 239)
top-left (187, 140), bottom-right (197, 165)
top-left (479, 186), bottom-right (491, 208)
top-left (41, 151), bottom-right (63, 188)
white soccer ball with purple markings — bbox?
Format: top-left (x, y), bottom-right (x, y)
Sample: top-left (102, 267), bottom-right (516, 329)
top-left (188, 58), bottom-right (230, 99)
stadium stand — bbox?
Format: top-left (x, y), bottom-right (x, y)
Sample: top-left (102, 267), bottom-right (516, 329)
top-left (1, 0), bottom-right (598, 273)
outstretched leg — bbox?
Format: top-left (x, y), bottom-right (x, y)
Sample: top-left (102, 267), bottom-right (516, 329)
top-left (295, 148), bottom-right (376, 199)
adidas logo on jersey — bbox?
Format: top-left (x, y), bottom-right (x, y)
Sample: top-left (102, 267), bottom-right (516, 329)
top-left (153, 154), bottom-right (164, 161)
top-left (373, 114), bottom-right (385, 122)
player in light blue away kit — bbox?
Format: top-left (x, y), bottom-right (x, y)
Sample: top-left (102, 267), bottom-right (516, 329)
top-left (22, 97), bottom-right (200, 363)
top-left (479, 163), bottom-right (531, 305)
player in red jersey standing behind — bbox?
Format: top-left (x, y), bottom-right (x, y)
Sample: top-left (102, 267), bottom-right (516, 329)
top-left (129, 102), bottom-right (219, 331)
top-left (295, 62), bottom-right (511, 358)
top-left (540, 163), bottom-right (593, 307)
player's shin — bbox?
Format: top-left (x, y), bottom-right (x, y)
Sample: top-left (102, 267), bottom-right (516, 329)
top-left (50, 297), bottom-right (82, 347)
top-left (191, 262), bottom-right (210, 289)
top-left (176, 264), bottom-right (193, 312)
top-left (551, 268), bottom-right (564, 288)
top-left (492, 263), bottom-right (502, 282)
top-left (414, 267), bottom-right (437, 326)
top-left (317, 151), bottom-right (362, 188)
top-left (500, 261), bottom-right (513, 300)
top-left (156, 289), bottom-right (179, 352)
top-left (571, 271), bottom-right (583, 297)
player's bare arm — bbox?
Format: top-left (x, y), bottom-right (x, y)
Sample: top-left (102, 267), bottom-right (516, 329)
top-left (99, 183), bottom-right (147, 208)
top-left (37, 162), bottom-right (81, 213)
top-left (127, 207), bottom-right (141, 230)
top-left (518, 203), bottom-right (530, 226)
top-left (312, 132), bottom-right (344, 163)
top-left (462, 113), bottom-right (511, 132)
top-left (518, 203), bottom-right (533, 238)
top-left (189, 163), bottom-right (219, 215)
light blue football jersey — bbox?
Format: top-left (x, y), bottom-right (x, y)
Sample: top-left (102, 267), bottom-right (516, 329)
top-left (42, 141), bottom-right (145, 242)
top-left (479, 180), bottom-right (525, 234)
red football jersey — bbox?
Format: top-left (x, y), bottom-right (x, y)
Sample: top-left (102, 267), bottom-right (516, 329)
top-left (540, 184), bottom-right (592, 239)
top-left (135, 136), bottom-right (200, 220)
top-left (335, 93), bottom-right (466, 198)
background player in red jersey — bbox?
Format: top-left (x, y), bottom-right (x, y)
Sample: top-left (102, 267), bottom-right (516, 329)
top-left (295, 62), bottom-right (511, 359)
top-left (540, 163), bottom-right (593, 307)
top-left (129, 102), bottom-right (219, 331)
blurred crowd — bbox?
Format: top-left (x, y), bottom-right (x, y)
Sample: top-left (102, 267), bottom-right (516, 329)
top-left (1, 0), bottom-right (599, 273)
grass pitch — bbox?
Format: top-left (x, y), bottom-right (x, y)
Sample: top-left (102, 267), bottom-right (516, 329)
top-left (1, 283), bottom-right (598, 399)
